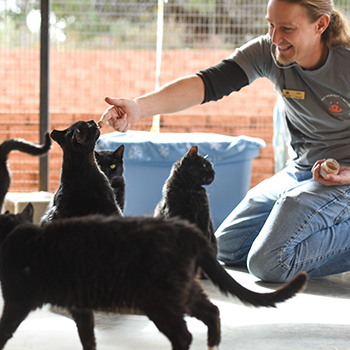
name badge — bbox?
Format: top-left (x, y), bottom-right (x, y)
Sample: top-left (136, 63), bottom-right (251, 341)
top-left (283, 89), bottom-right (305, 100)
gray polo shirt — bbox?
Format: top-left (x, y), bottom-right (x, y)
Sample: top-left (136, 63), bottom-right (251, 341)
top-left (199, 34), bottom-right (350, 170)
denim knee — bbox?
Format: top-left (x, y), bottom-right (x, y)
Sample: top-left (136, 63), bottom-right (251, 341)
top-left (247, 250), bottom-right (292, 283)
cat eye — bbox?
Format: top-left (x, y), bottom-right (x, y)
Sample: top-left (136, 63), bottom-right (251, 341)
top-left (97, 164), bottom-right (101, 168)
top-left (110, 164), bottom-right (116, 169)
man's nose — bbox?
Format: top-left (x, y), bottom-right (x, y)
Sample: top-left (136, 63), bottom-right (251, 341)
top-left (270, 28), bottom-right (283, 44)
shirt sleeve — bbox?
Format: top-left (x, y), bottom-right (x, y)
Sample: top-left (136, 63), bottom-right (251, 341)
top-left (196, 59), bottom-right (249, 104)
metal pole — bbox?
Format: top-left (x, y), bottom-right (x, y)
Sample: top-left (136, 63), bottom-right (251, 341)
top-left (39, 0), bottom-right (50, 191)
top-left (150, 0), bottom-right (167, 133)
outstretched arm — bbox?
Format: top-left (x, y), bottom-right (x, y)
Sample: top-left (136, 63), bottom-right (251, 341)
top-left (98, 74), bottom-right (205, 132)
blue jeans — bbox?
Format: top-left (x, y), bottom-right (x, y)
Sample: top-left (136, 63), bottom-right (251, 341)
top-left (216, 164), bottom-right (350, 282)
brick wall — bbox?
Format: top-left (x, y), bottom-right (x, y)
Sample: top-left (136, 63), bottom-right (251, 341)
top-left (0, 49), bottom-right (278, 193)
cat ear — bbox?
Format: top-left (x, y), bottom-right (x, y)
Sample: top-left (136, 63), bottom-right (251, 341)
top-left (114, 145), bottom-right (125, 158)
top-left (22, 203), bottom-right (34, 223)
top-left (187, 145), bottom-right (198, 158)
top-left (51, 129), bottom-right (66, 147)
top-left (94, 151), bottom-right (100, 161)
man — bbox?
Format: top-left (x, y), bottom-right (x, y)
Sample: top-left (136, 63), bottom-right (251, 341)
top-left (99, 0), bottom-right (350, 282)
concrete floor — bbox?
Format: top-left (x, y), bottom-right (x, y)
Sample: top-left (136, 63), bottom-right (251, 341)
top-left (1, 266), bottom-right (350, 350)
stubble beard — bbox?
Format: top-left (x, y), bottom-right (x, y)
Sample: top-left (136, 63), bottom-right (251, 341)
top-left (275, 48), bottom-right (295, 66)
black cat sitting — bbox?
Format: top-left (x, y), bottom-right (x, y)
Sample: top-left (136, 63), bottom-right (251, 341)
top-left (41, 120), bottom-right (122, 225)
top-left (0, 205), bottom-right (307, 350)
top-left (155, 145), bottom-right (217, 254)
top-left (0, 133), bottom-right (51, 209)
top-left (95, 145), bottom-right (125, 212)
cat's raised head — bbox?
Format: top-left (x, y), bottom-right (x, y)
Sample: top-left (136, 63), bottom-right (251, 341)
top-left (95, 145), bottom-right (125, 178)
top-left (0, 203), bottom-right (34, 246)
top-left (51, 120), bottom-right (100, 154)
top-left (177, 145), bottom-right (215, 186)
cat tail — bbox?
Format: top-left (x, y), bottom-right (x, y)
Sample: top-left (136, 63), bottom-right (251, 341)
top-left (198, 251), bottom-right (308, 308)
top-left (0, 133), bottom-right (51, 161)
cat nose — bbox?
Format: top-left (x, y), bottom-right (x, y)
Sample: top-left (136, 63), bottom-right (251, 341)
top-left (88, 120), bottom-right (98, 128)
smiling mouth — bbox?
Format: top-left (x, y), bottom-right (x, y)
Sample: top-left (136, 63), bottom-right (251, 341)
top-left (277, 45), bottom-right (292, 52)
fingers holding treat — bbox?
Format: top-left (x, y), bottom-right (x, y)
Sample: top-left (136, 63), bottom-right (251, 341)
top-left (98, 104), bottom-right (126, 131)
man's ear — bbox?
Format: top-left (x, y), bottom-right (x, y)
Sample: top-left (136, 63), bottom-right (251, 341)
top-left (316, 14), bottom-right (330, 35)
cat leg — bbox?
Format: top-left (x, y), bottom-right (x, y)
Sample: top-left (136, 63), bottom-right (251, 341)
top-left (145, 307), bottom-right (192, 350)
top-left (70, 309), bottom-right (96, 350)
top-left (0, 302), bottom-right (31, 350)
top-left (186, 281), bottom-right (221, 349)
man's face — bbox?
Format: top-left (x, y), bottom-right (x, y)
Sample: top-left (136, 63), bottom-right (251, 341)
top-left (266, 0), bottom-right (327, 70)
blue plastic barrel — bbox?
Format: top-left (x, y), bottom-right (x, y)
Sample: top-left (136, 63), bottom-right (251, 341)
top-left (96, 131), bottom-right (265, 229)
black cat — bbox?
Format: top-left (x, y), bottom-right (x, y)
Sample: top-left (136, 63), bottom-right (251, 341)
top-left (155, 145), bottom-right (217, 254)
top-left (40, 120), bottom-right (122, 225)
top-left (95, 145), bottom-right (125, 212)
top-left (0, 205), bottom-right (307, 350)
top-left (0, 133), bottom-right (51, 209)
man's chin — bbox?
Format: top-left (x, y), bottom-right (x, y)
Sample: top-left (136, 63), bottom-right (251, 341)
top-left (275, 53), bottom-right (294, 66)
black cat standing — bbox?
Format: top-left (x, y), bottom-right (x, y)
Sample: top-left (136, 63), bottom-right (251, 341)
top-left (0, 205), bottom-right (307, 350)
top-left (41, 120), bottom-right (122, 224)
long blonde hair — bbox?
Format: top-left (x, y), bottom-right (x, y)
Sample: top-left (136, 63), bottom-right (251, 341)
top-left (279, 0), bottom-right (350, 49)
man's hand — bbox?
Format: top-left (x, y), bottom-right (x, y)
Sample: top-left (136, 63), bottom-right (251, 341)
top-left (312, 159), bottom-right (350, 186)
top-left (98, 97), bottom-right (142, 132)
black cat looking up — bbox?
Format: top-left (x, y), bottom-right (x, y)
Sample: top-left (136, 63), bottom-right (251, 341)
top-left (41, 120), bottom-right (122, 225)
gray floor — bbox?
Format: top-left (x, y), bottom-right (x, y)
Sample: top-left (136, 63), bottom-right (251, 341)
top-left (1, 266), bottom-right (350, 350)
